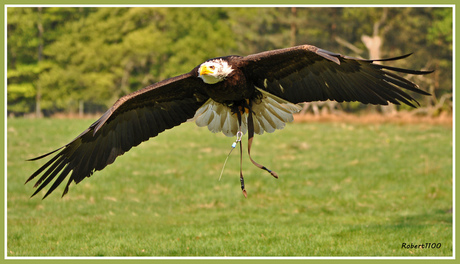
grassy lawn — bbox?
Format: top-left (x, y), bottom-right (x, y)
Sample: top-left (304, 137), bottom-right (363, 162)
top-left (6, 117), bottom-right (453, 257)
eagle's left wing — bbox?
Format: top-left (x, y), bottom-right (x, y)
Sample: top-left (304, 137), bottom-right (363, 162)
top-left (241, 44), bottom-right (431, 107)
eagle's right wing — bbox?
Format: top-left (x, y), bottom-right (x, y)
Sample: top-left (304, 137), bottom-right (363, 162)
top-left (26, 72), bottom-right (207, 199)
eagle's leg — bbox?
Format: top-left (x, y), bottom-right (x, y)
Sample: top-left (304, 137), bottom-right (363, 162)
top-left (236, 111), bottom-right (248, 198)
top-left (247, 107), bottom-right (279, 179)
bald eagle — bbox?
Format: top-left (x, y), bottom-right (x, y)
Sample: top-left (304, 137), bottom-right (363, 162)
top-left (26, 44), bottom-right (432, 199)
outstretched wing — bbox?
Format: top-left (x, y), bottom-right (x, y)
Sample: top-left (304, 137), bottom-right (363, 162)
top-left (26, 72), bottom-right (207, 199)
top-left (241, 44), bottom-right (431, 107)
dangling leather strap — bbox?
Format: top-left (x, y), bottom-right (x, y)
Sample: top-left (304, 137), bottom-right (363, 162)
top-left (232, 101), bottom-right (279, 198)
top-left (247, 107), bottom-right (279, 179)
top-left (239, 139), bottom-right (247, 197)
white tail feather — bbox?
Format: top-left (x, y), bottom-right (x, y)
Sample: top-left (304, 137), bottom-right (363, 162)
top-left (194, 88), bottom-right (301, 137)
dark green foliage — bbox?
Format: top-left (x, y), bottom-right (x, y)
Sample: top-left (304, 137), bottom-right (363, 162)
top-left (7, 7), bottom-right (452, 115)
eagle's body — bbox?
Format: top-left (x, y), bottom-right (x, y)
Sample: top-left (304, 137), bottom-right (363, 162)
top-left (26, 44), bottom-right (432, 199)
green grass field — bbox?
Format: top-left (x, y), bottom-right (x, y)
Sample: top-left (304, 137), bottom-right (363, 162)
top-left (7, 117), bottom-right (453, 257)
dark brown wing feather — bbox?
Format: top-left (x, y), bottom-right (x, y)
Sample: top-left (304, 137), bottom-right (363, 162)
top-left (241, 45), bottom-right (431, 107)
top-left (26, 72), bottom-right (207, 199)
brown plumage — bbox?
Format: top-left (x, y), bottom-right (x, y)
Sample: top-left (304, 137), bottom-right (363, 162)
top-left (26, 44), bottom-right (432, 199)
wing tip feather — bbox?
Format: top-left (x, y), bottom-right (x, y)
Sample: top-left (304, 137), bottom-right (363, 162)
top-left (27, 147), bottom-right (64, 162)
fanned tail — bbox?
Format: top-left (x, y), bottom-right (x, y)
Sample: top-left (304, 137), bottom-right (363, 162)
top-left (194, 88), bottom-right (301, 137)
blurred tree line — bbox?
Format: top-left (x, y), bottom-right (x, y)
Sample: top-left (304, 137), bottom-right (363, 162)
top-left (7, 6), bottom-right (452, 117)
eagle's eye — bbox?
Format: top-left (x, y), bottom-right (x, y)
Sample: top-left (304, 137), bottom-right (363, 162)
top-left (209, 65), bottom-right (215, 70)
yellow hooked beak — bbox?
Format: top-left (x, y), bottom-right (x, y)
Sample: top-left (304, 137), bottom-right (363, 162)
top-left (199, 65), bottom-right (214, 76)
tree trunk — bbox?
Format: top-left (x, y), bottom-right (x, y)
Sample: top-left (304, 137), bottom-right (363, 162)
top-left (361, 8), bottom-right (396, 114)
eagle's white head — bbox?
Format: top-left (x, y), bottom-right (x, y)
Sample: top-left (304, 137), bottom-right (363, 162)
top-left (198, 59), bottom-right (234, 84)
